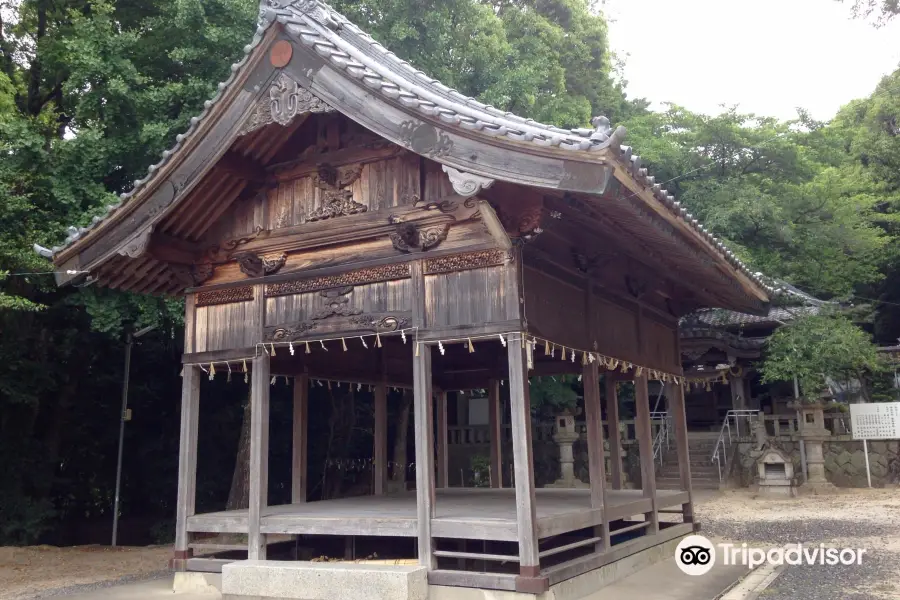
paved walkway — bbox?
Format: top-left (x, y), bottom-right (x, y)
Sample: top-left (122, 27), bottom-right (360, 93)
top-left (598, 552), bottom-right (748, 600)
top-left (49, 577), bottom-right (218, 600)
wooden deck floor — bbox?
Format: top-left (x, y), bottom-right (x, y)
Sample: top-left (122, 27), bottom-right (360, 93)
top-left (187, 488), bottom-right (689, 542)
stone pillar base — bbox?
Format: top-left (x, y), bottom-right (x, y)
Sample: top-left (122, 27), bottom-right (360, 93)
top-left (546, 478), bottom-right (589, 489)
top-left (800, 480), bottom-right (837, 495)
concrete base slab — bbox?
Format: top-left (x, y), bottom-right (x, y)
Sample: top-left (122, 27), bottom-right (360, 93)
top-left (587, 554), bottom-right (749, 600)
top-left (52, 577), bottom-right (221, 600)
top-left (175, 572), bottom-right (223, 594)
top-left (429, 534), bottom-right (696, 600)
top-left (222, 560), bottom-right (428, 600)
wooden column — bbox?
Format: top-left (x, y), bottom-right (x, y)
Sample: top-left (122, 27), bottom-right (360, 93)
top-left (413, 344), bottom-right (436, 568)
top-left (292, 373), bottom-right (309, 504)
top-left (374, 383), bottom-right (388, 496)
top-left (436, 391), bottom-right (449, 488)
top-left (488, 379), bottom-right (503, 488)
top-left (174, 364), bottom-right (200, 561)
top-left (508, 338), bottom-right (539, 574)
top-left (668, 382), bottom-right (694, 523)
top-left (634, 374), bottom-right (659, 534)
top-left (605, 376), bottom-right (623, 489)
top-left (248, 353), bottom-right (271, 560)
top-left (583, 362), bottom-right (610, 551)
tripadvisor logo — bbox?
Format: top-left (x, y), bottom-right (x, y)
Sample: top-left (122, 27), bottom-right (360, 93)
top-left (675, 534), bottom-right (868, 576)
top-left (676, 535), bottom-right (716, 576)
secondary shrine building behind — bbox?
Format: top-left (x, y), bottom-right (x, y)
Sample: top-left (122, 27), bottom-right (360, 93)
top-left (47, 1), bottom-right (773, 596)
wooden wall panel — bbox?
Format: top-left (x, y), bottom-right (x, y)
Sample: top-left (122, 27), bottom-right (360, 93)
top-left (423, 159), bottom-right (454, 201)
top-left (522, 266), bottom-right (588, 349)
top-left (203, 152), bottom-right (421, 246)
top-left (194, 300), bottom-right (259, 352)
top-left (264, 155), bottom-right (421, 231)
top-left (592, 298), bottom-right (640, 365)
top-left (265, 279), bottom-right (412, 326)
top-left (641, 317), bottom-right (680, 374)
top-left (425, 264), bottom-right (518, 328)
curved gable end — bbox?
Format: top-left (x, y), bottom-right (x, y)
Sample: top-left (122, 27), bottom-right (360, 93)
top-left (48, 0), bottom-right (770, 315)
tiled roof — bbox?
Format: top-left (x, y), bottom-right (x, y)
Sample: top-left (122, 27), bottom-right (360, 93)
top-left (43, 0), bottom-right (777, 298)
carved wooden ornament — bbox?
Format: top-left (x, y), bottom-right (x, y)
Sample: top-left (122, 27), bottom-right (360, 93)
top-left (442, 166), bottom-right (494, 198)
top-left (313, 286), bottom-right (362, 319)
top-left (390, 223), bottom-right (450, 253)
top-left (239, 73), bottom-right (333, 136)
top-left (307, 164), bottom-right (366, 221)
top-left (236, 252), bottom-right (287, 278)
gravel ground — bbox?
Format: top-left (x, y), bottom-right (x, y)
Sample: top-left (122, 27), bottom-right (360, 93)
top-left (0, 545), bottom-right (171, 600)
top-left (695, 488), bottom-right (900, 600)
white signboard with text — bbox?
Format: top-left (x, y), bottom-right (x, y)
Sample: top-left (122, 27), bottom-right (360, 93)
top-left (850, 403), bottom-right (900, 440)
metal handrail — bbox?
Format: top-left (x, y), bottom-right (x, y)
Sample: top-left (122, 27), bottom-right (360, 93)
top-left (651, 411), bottom-right (672, 465)
top-left (710, 410), bottom-right (759, 482)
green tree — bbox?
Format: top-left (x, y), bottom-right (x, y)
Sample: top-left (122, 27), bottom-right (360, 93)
top-left (839, 0), bottom-right (899, 23)
top-left (329, 0), bottom-right (644, 127)
top-left (761, 313), bottom-right (886, 402)
top-left (622, 105), bottom-right (888, 298)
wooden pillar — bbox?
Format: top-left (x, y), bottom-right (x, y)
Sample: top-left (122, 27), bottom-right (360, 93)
top-left (436, 391), bottom-right (449, 488)
top-left (634, 374), bottom-right (659, 534)
top-left (248, 353), bottom-right (271, 560)
top-left (583, 362), bottom-right (610, 551)
top-left (292, 373), bottom-right (309, 504)
top-left (174, 365), bottom-right (200, 561)
top-left (605, 376), bottom-right (623, 489)
top-left (374, 383), bottom-right (388, 496)
top-left (413, 344), bottom-right (436, 568)
top-left (508, 337), bottom-right (539, 574)
top-left (488, 379), bottom-right (503, 488)
top-left (668, 382), bottom-right (694, 523)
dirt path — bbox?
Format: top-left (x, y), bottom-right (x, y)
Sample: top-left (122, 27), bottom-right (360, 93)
top-left (0, 545), bottom-right (171, 600)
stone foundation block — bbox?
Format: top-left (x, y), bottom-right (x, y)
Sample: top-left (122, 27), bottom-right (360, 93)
top-left (222, 560), bottom-right (427, 600)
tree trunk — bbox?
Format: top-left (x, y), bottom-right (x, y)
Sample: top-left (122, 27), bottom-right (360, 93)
top-left (226, 393), bottom-right (252, 510)
top-left (391, 390), bottom-right (413, 484)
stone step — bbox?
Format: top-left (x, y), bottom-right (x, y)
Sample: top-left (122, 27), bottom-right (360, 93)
top-left (656, 477), bottom-right (721, 490)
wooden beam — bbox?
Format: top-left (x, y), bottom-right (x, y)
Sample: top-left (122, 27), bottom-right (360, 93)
top-left (270, 142), bottom-right (404, 181)
top-left (667, 382), bottom-right (694, 523)
top-left (488, 379), bottom-right (503, 488)
top-left (413, 344), bottom-right (436, 569)
top-left (583, 361), bottom-right (610, 552)
top-left (436, 391), bottom-right (449, 489)
top-left (248, 353), bottom-right (271, 559)
top-left (215, 150), bottom-right (270, 184)
top-left (374, 382), bottom-right (388, 495)
top-left (507, 336), bottom-right (539, 573)
top-left (175, 365), bottom-right (201, 558)
top-left (184, 293), bottom-right (196, 354)
top-left (605, 376), bottom-right (623, 489)
top-left (292, 373), bottom-right (309, 504)
top-left (147, 232), bottom-right (202, 265)
top-left (634, 374), bottom-right (659, 534)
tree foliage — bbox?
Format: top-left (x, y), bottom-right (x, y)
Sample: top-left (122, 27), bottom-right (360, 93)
top-left (840, 0), bottom-right (899, 23)
top-left (761, 314), bottom-right (886, 401)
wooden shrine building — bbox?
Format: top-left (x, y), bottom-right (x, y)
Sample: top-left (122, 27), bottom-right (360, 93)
top-left (46, 1), bottom-right (773, 597)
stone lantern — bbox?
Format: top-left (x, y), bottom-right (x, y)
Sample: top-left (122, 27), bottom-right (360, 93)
top-left (791, 394), bottom-right (836, 494)
top-left (547, 409), bottom-right (588, 488)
